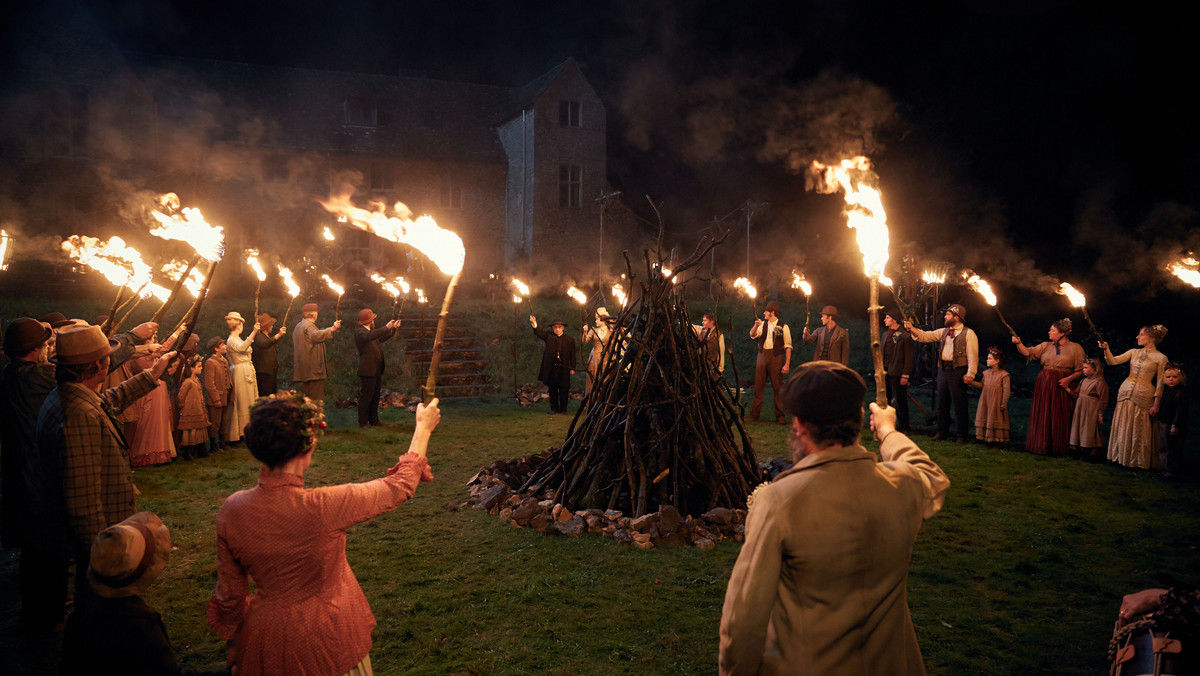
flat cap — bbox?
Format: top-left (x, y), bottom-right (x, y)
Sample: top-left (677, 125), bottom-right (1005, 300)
top-left (779, 360), bottom-right (866, 424)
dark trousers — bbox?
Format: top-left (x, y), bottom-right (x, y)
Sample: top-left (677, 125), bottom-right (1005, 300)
top-left (256, 372), bottom-right (277, 397)
top-left (886, 375), bottom-right (911, 431)
top-left (19, 546), bottom-right (71, 636)
top-left (937, 365), bottom-right (969, 438)
top-left (300, 379), bottom-right (325, 403)
top-left (359, 375), bottom-right (382, 426)
top-left (1160, 423), bottom-right (1186, 474)
top-left (547, 365), bottom-right (571, 413)
top-left (750, 350), bottom-right (784, 421)
top-left (206, 404), bottom-right (229, 441)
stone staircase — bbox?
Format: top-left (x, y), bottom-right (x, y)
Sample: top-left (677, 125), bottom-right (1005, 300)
top-left (395, 312), bottom-right (493, 399)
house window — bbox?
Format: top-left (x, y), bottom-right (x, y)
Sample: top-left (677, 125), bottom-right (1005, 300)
top-left (439, 178), bottom-right (464, 209)
top-left (46, 89), bottom-right (88, 158)
top-left (262, 155), bottom-right (289, 183)
top-left (344, 97), bottom-right (378, 127)
top-left (369, 163), bottom-right (393, 191)
top-left (559, 165), bottom-right (582, 208)
top-left (558, 100), bottom-right (581, 127)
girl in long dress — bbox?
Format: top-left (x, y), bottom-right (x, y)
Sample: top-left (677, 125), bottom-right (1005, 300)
top-left (129, 328), bottom-right (179, 467)
top-left (223, 312), bottom-right (260, 445)
top-left (1068, 358), bottom-right (1109, 461)
top-left (581, 307), bottom-right (612, 397)
top-left (969, 346), bottom-right (1010, 444)
top-left (1099, 325), bottom-right (1168, 470)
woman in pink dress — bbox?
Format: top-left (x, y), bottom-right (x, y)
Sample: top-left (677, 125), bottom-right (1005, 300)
top-left (208, 394), bottom-right (441, 676)
top-left (129, 328), bottom-right (179, 467)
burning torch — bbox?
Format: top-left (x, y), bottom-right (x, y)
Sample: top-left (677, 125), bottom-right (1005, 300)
top-left (791, 272), bottom-right (813, 330)
top-left (734, 277), bottom-right (758, 320)
top-left (321, 274), bottom-right (346, 322)
top-left (246, 249), bottom-right (267, 319)
top-left (277, 264), bottom-right (301, 327)
top-left (1058, 282), bottom-right (1101, 341)
top-left (963, 271), bottom-right (1017, 338)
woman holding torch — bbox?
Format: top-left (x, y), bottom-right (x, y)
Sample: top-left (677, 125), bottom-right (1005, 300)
top-left (1098, 325), bottom-right (1169, 470)
top-left (1012, 318), bottom-right (1085, 456)
top-left (581, 307), bottom-right (613, 397)
top-left (223, 312), bottom-right (260, 446)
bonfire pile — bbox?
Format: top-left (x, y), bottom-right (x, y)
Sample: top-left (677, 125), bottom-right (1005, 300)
top-left (473, 235), bottom-right (762, 533)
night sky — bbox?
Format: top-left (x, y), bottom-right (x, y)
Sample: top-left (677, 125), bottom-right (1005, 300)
top-left (4, 1), bottom-right (1199, 346)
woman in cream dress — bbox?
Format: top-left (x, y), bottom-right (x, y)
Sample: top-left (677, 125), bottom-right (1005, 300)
top-left (1099, 325), bottom-right (1168, 470)
top-left (581, 307), bottom-right (613, 397)
top-left (223, 311), bottom-right (260, 444)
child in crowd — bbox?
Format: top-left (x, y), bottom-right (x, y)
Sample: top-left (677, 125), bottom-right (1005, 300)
top-left (176, 355), bottom-right (210, 460)
top-left (1068, 358), bottom-right (1109, 462)
top-left (203, 337), bottom-right (232, 452)
top-left (1158, 364), bottom-right (1188, 477)
top-left (970, 346), bottom-right (1010, 445)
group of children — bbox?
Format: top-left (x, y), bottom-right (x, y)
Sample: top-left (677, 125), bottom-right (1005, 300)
top-left (166, 336), bottom-right (236, 462)
top-left (968, 346), bottom-right (1188, 471)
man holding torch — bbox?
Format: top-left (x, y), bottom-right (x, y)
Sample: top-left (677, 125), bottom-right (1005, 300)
top-left (905, 303), bottom-right (978, 443)
top-left (530, 315), bottom-right (576, 415)
top-left (293, 303), bottom-right (341, 404)
top-left (883, 308), bottom-right (916, 433)
top-left (251, 313), bottom-right (286, 397)
top-left (748, 301), bottom-right (792, 424)
top-left (802, 305), bottom-right (849, 365)
top-left (355, 308), bottom-right (400, 428)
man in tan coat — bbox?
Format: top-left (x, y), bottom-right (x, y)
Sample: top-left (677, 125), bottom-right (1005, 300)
top-left (719, 361), bottom-right (949, 675)
top-left (292, 302), bottom-right (341, 403)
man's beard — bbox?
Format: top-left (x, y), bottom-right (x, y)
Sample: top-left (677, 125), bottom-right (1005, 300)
top-left (944, 316), bottom-right (955, 328)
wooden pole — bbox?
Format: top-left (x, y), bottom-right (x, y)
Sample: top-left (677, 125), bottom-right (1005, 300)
top-left (994, 306), bottom-right (1019, 338)
top-left (421, 269), bottom-right (463, 404)
top-left (150, 256), bottom-right (199, 326)
top-left (281, 295), bottom-right (297, 329)
top-left (173, 258), bottom-right (220, 354)
top-left (100, 285), bottom-right (127, 336)
top-left (869, 276), bottom-right (887, 406)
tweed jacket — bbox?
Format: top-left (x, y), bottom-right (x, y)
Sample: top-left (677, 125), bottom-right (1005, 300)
top-left (204, 355), bottom-right (231, 407)
top-left (355, 324), bottom-right (395, 377)
top-left (37, 370), bottom-right (158, 553)
top-left (293, 318), bottom-right (336, 382)
top-left (802, 325), bottom-right (849, 365)
top-left (719, 433), bottom-right (950, 675)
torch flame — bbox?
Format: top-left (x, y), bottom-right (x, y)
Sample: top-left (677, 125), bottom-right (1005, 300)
top-left (148, 193), bottom-right (225, 262)
top-left (512, 294), bottom-right (523, 304)
top-left (611, 283), bottom-right (628, 307)
top-left (511, 278), bottom-right (530, 297)
top-left (61, 235), bottom-right (153, 291)
top-left (245, 249), bottom-right (267, 282)
top-left (1170, 262), bottom-right (1200, 288)
top-left (733, 277), bottom-right (757, 300)
top-left (790, 272), bottom-right (812, 296)
top-left (416, 288), bottom-right (428, 303)
top-left (810, 157), bottom-right (890, 278)
top-left (922, 270), bottom-right (947, 285)
top-left (1057, 282), bottom-right (1086, 308)
top-left (567, 286), bottom-right (587, 305)
top-left (963, 272), bottom-right (998, 306)
top-left (321, 274), bottom-right (345, 297)
top-left (323, 226), bottom-right (336, 241)
top-left (370, 272), bottom-right (400, 298)
top-left (0, 229), bottom-right (11, 271)
top-left (277, 264), bottom-right (301, 298)
top-left (320, 195), bottom-right (465, 276)
top-left (160, 261), bottom-right (204, 298)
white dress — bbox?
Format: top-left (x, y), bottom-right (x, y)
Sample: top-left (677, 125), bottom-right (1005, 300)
top-left (224, 333), bottom-right (257, 443)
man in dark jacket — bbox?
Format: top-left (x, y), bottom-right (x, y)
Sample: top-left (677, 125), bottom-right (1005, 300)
top-left (251, 312), bottom-right (287, 397)
top-left (354, 308), bottom-right (399, 427)
top-left (530, 315), bottom-right (576, 414)
top-left (882, 308), bottom-right (916, 433)
top-left (0, 318), bottom-right (63, 636)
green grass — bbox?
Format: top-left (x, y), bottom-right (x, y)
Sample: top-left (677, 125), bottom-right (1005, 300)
top-left (4, 395), bottom-right (1199, 675)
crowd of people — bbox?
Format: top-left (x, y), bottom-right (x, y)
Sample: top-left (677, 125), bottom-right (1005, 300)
top-left (0, 305), bottom-right (428, 674)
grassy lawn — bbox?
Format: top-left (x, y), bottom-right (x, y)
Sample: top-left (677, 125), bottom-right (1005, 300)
top-left (3, 392), bottom-right (1198, 675)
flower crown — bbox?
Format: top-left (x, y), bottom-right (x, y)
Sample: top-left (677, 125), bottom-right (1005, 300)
top-left (249, 390), bottom-right (327, 438)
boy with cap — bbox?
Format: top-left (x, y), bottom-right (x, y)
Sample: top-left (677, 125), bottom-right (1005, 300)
top-left (355, 308), bottom-right (400, 427)
top-left (719, 361), bottom-right (949, 675)
top-left (530, 314), bottom-right (576, 414)
top-left (293, 303), bottom-right (341, 403)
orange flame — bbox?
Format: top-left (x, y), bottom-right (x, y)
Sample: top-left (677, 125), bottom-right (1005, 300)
top-left (734, 277), bottom-right (757, 299)
top-left (321, 274), bottom-right (345, 297)
top-left (611, 283), bottom-right (628, 307)
top-left (963, 272), bottom-right (998, 306)
top-left (790, 272), bottom-right (812, 296)
top-left (1057, 282), bottom-right (1086, 308)
top-left (277, 264), bottom-right (301, 298)
top-left (416, 288), bottom-right (428, 303)
top-left (370, 272), bottom-right (400, 298)
top-left (810, 157), bottom-right (890, 278)
top-left (1169, 256), bottom-right (1200, 288)
top-left (512, 278), bottom-right (530, 297)
top-left (0, 229), bottom-right (11, 271)
top-left (320, 195), bottom-right (465, 276)
top-left (922, 270), bottom-right (947, 284)
top-left (61, 235), bottom-right (153, 290)
top-left (148, 193), bottom-right (225, 262)
top-left (160, 261), bottom-right (203, 298)
top-left (323, 226), bottom-right (336, 241)
top-left (567, 286), bottom-right (587, 305)
top-left (245, 249), bottom-right (267, 282)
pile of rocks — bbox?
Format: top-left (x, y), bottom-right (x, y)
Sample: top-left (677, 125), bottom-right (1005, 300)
top-left (513, 385), bottom-right (584, 407)
top-left (464, 460), bottom-right (747, 549)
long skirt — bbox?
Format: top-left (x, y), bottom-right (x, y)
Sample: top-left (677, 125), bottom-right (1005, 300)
top-left (1026, 367), bottom-right (1074, 456)
top-left (1108, 399), bottom-right (1159, 470)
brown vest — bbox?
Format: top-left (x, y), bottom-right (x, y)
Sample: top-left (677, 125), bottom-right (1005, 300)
top-left (756, 323), bottom-right (786, 356)
top-left (941, 328), bottom-right (970, 368)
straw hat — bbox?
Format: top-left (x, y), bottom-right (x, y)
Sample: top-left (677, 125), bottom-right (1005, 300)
top-left (3, 317), bottom-right (52, 354)
top-left (87, 512), bottom-right (170, 599)
top-left (52, 325), bottom-right (120, 365)
top-left (224, 311), bottom-right (245, 323)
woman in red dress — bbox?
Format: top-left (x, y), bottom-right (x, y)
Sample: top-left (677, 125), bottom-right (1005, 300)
top-left (1012, 318), bottom-right (1085, 456)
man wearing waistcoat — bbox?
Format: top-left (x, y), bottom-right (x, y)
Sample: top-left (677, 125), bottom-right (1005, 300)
top-left (905, 303), bottom-right (978, 443)
top-left (883, 308), bottom-right (916, 433)
top-left (748, 301), bottom-right (792, 424)
top-left (802, 305), bottom-right (849, 365)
